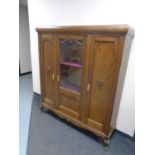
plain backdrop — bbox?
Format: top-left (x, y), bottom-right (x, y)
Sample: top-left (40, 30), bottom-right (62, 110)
top-left (0, 0), bottom-right (155, 155)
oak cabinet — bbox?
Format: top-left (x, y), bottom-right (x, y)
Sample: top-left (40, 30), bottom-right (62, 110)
top-left (36, 25), bottom-right (134, 147)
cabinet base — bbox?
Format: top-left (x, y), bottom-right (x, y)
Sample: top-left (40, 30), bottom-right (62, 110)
top-left (40, 103), bottom-right (113, 148)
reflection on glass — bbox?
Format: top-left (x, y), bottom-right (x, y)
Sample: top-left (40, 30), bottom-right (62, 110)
top-left (60, 39), bottom-right (83, 93)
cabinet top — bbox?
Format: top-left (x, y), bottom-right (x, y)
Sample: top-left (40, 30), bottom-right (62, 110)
top-left (36, 25), bottom-right (134, 36)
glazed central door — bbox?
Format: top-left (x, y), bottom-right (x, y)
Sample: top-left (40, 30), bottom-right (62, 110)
top-left (56, 35), bottom-right (86, 120)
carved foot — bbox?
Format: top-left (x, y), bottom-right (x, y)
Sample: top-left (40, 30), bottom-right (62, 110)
top-left (97, 136), bottom-right (110, 150)
top-left (103, 137), bottom-right (110, 150)
top-left (40, 105), bottom-right (48, 112)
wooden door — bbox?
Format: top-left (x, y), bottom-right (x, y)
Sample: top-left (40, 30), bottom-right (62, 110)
top-left (39, 34), bottom-right (57, 108)
top-left (56, 35), bottom-right (87, 121)
top-left (85, 36), bottom-right (120, 135)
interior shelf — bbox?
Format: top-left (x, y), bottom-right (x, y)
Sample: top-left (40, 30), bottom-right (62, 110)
top-left (60, 61), bottom-right (82, 68)
top-left (60, 82), bottom-right (80, 93)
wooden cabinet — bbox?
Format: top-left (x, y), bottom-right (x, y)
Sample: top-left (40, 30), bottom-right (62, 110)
top-left (36, 25), bottom-right (134, 147)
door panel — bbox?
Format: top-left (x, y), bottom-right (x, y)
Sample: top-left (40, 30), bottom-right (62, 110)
top-left (86, 36), bottom-right (119, 133)
top-left (57, 35), bottom-right (86, 120)
top-left (40, 34), bottom-right (56, 108)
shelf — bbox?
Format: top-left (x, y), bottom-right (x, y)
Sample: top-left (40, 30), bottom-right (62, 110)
top-left (60, 61), bottom-right (82, 68)
top-left (61, 82), bottom-right (80, 93)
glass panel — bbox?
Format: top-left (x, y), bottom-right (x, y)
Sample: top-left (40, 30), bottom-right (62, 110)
top-left (59, 39), bottom-right (83, 93)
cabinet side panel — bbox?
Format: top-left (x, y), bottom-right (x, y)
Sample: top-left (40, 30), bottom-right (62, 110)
top-left (111, 35), bottom-right (134, 129)
top-left (38, 33), bottom-right (44, 102)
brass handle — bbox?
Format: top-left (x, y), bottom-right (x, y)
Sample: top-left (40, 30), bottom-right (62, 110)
top-left (57, 75), bottom-right (60, 82)
top-left (52, 73), bottom-right (55, 80)
top-left (87, 84), bottom-right (91, 92)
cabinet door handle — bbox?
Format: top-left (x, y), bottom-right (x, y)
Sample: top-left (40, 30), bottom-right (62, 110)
top-left (57, 75), bottom-right (60, 82)
top-left (87, 84), bottom-right (91, 92)
top-left (52, 73), bottom-right (55, 80)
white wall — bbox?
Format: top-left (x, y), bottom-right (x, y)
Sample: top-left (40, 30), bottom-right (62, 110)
top-left (19, 4), bottom-right (31, 73)
top-left (27, 0), bottom-right (138, 136)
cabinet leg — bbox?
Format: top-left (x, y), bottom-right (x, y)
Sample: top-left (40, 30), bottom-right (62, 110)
top-left (103, 137), bottom-right (110, 150)
top-left (40, 105), bottom-right (47, 112)
top-left (97, 136), bottom-right (110, 150)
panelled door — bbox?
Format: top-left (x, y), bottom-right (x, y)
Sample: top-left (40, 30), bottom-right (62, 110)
top-left (40, 34), bottom-right (57, 108)
top-left (56, 35), bottom-right (87, 121)
top-left (85, 36), bottom-right (119, 135)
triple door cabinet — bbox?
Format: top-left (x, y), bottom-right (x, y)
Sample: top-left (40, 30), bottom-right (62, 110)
top-left (36, 25), bottom-right (134, 149)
